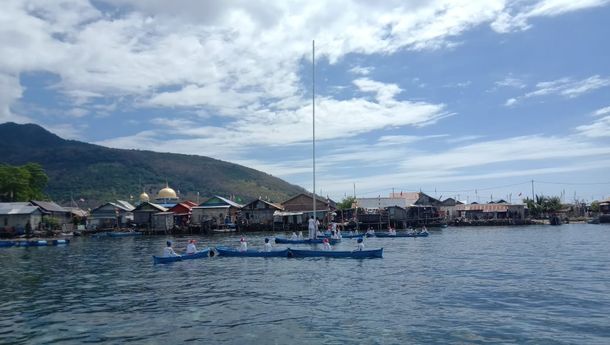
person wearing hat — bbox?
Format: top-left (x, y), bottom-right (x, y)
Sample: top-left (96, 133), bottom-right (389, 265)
top-left (322, 237), bottom-right (332, 251)
top-left (355, 238), bottom-right (365, 251)
top-left (186, 239), bottom-right (197, 255)
top-left (163, 240), bottom-right (181, 257)
top-left (239, 237), bottom-right (248, 252)
top-left (263, 238), bottom-right (272, 252)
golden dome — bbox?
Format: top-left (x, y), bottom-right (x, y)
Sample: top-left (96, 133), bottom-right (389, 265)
top-left (158, 185), bottom-right (177, 199)
top-left (139, 192), bottom-right (150, 202)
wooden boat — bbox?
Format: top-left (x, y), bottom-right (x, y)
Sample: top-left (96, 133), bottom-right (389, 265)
top-left (274, 238), bottom-right (341, 245)
top-left (215, 247), bottom-right (289, 257)
top-left (374, 232), bottom-right (429, 238)
top-left (152, 248), bottom-right (211, 264)
top-left (107, 231), bottom-right (143, 237)
top-left (288, 248), bottom-right (383, 259)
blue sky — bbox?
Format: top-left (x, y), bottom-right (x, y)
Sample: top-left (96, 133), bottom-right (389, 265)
top-left (2, 0), bottom-right (610, 203)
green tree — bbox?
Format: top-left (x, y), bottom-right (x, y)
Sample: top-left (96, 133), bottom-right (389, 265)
top-left (590, 201), bottom-right (600, 213)
top-left (0, 163), bottom-right (48, 201)
top-left (337, 196), bottom-right (357, 210)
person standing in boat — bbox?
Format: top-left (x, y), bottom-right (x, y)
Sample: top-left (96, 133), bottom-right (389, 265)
top-left (355, 238), bottom-right (365, 251)
top-left (322, 237), bottom-right (332, 251)
top-left (308, 216), bottom-right (317, 239)
top-left (163, 241), bottom-right (180, 257)
top-left (264, 238), bottom-right (272, 252)
top-left (239, 237), bottom-right (248, 252)
top-left (185, 239), bottom-right (197, 255)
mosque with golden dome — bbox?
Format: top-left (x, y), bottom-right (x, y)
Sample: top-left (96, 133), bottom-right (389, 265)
top-left (138, 182), bottom-right (179, 207)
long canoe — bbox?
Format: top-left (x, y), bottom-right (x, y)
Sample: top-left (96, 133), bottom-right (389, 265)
top-left (215, 247), bottom-right (289, 257)
top-left (0, 241), bottom-right (15, 247)
top-left (108, 231), bottom-right (143, 237)
top-left (275, 238), bottom-right (341, 245)
top-left (153, 248), bottom-right (211, 264)
top-left (288, 248), bottom-right (383, 259)
top-left (374, 232), bottom-right (429, 238)
top-left (341, 233), bottom-right (365, 239)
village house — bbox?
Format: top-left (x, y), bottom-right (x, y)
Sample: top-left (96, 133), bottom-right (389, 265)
top-left (454, 202), bottom-right (526, 220)
top-left (168, 201), bottom-right (198, 228)
top-left (241, 198), bottom-right (283, 229)
top-left (30, 200), bottom-right (72, 229)
top-left (88, 200), bottom-right (135, 229)
top-left (132, 202), bottom-right (168, 229)
top-left (191, 196), bottom-right (243, 230)
top-left (0, 202), bottom-right (43, 236)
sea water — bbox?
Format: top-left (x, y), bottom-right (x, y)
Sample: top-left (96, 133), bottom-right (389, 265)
top-left (0, 224), bottom-right (609, 344)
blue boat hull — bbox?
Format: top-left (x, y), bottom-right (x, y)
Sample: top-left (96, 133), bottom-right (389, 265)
top-left (11, 239), bottom-right (71, 247)
top-left (275, 238), bottom-right (341, 245)
top-left (288, 248), bottom-right (383, 259)
top-left (0, 241), bottom-right (15, 247)
top-left (374, 232), bottom-right (429, 238)
top-left (216, 247), bottom-right (289, 257)
top-left (153, 248), bottom-right (211, 264)
top-left (341, 233), bottom-right (364, 239)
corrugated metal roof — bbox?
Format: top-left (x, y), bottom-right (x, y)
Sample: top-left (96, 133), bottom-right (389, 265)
top-left (0, 203), bottom-right (40, 215)
top-left (114, 200), bottom-right (135, 211)
top-left (30, 200), bottom-right (68, 213)
top-left (356, 198), bottom-right (410, 209)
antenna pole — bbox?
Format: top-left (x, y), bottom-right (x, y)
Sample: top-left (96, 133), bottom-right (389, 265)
top-left (312, 40), bottom-right (317, 238)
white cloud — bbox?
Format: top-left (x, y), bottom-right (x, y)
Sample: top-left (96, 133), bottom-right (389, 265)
top-left (495, 76), bottom-right (526, 89)
top-left (592, 105), bottom-right (610, 117)
top-left (576, 115), bottom-right (610, 138)
top-left (349, 66), bottom-right (374, 76)
top-left (506, 75), bottom-right (610, 106)
top-left (491, 0), bottom-right (610, 33)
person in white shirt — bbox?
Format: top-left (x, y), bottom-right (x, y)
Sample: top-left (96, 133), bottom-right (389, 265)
top-left (420, 226), bottom-right (428, 234)
top-left (322, 238), bottom-right (332, 251)
top-left (308, 216), bottom-right (317, 239)
top-left (355, 238), bottom-right (365, 251)
top-left (290, 232), bottom-right (298, 240)
top-left (163, 241), bottom-right (180, 257)
top-left (239, 237), bottom-right (248, 252)
top-left (264, 238), bottom-right (272, 252)
top-left (298, 231), bottom-right (304, 239)
top-left (185, 239), bottom-right (197, 254)
top-left (316, 229), bottom-right (324, 238)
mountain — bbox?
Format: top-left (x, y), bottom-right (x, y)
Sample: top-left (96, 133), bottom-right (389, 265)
top-left (0, 122), bottom-right (305, 206)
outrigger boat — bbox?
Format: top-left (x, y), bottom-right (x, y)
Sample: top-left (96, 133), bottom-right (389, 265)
top-left (288, 248), bottom-right (383, 259)
top-left (152, 248), bottom-right (211, 264)
top-left (107, 231), bottom-right (143, 237)
top-left (215, 247), bottom-right (289, 257)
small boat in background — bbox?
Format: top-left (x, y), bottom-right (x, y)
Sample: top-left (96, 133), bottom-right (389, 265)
top-left (374, 232), bottom-right (429, 238)
top-left (12, 239), bottom-right (71, 247)
top-left (275, 238), bottom-right (341, 245)
top-left (288, 248), bottom-right (383, 259)
top-left (153, 248), bottom-right (211, 264)
top-left (215, 247), bottom-right (289, 257)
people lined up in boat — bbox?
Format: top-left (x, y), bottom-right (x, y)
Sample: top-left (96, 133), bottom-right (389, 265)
top-left (388, 226), bottom-right (396, 236)
top-left (239, 237), bottom-right (248, 252)
top-left (366, 227), bottom-right (375, 235)
top-left (290, 232), bottom-right (298, 240)
top-left (322, 238), bottom-right (332, 251)
top-left (163, 241), bottom-right (180, 257)
top-left (331, 230), bottom-right (340, 239)
top-left (298, 231), bottom-right (304, 239)
top-left (264, 238), bottom-right (272, 252)
top-left (185, 239), bottom-right (197, 254)
top-left (420, 226), bottom-right (428, 234)
top-left (355, 238), bottom-right (365, 251)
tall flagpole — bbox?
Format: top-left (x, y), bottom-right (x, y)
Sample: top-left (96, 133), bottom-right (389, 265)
top-left (312, 39), bottom-right (317, 239)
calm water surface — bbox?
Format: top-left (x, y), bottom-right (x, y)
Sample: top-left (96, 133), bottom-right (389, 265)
top-left (1, 224), bottom-right (609, 344)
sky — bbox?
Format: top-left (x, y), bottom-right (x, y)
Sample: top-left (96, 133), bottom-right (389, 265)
top-left (1, 0), bottom-right (610, 203)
